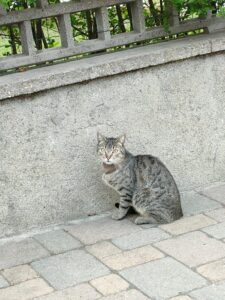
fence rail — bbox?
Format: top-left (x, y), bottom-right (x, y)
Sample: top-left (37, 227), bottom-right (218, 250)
top-left (0, 0), bottom-right (225, 71)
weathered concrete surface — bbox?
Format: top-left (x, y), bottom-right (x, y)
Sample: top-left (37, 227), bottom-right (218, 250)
top-left (1, 33), bottom-right (225, 236)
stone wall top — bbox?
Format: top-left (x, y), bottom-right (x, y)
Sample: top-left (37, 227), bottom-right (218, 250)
top-left (1, 30), bottom-right (225, 101)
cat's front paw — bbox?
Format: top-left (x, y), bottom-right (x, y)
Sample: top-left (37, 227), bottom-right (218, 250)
top-left (134, 216), bottom-right (158, 225)
top-left (111, 209), bottom-right (126, 220)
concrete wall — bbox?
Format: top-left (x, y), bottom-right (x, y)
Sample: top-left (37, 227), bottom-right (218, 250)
top-left (1, 32), bottom-right (225, 237)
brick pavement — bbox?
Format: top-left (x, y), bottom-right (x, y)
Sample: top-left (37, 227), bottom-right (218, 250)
top-left (1, 183), bottom-right (225, 299)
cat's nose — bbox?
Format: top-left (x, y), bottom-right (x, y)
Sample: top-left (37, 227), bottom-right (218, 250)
top-left (105, 153), bottom-right (112, 160)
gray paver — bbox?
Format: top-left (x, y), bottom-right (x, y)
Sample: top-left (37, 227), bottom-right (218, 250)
top-left (202, 222), bottom-right (225, 239)
top-left (190, 282), bottom-right (225, 300)
top-left (200, 183), bottom-right (225, 204)
top-left (0, 275), bottom-right (9, 288)
top-left (169, 296), bottom-right (193, 300)
top-left (31, 249), bottom-right (110, 290)
top-left (0, 278), bottom-right (53, 300)
top-left (32, 283), bottom-right (101, 300)
top-left (181, 191), bottom-right (222, 216)
top-left (2, 264), bottom-right (38, 285)
top-left (120, 257), bottom-right (206, 299)
top-left (86, 241), bottom-right (122, 259)
top-left (205, 208), bottom-right (225, 222)
top-left (66, 217), bottom-right (140, 245)
top-left (34, 230), bottom-right (82, 254)
top-left (0, 238), bottom-right (49, 270)
top-left (112, 227), bottom-right (170, 250)
top-left (160, 214), bottom-right (216, 235)
top-left (90, 274), bottom-right (129, 296)
top-left (99, 289), bottom-right (150, 300)
top-left (155, 231), bottom-right (225, 267)
top-left (101, 245), bottom-right (164, 271)
top-left (197, 258), bottom-right (225, 282)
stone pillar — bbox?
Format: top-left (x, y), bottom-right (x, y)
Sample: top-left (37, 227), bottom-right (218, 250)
top-left (130, 0), bottom-right (145, 33)
top-left (95, 7), bottom-right (111, 41)
top-left (20, 21), bottom-right (35, 55)
top-left (58, 14), bottom-right (74, 48)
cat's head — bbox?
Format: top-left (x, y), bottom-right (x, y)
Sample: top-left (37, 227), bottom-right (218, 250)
top-left (97, 133), bottom-right (126, 165)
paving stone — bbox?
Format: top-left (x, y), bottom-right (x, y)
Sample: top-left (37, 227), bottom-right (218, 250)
top-left (155, 231), bottom-right (225, 267)
top-left (31, 249), bottom-right (110, 290)
top-left (205, 208), bottom-right (225, 222)
top-left (66, 217), bottom-right (140, 245)
top-left (112, 228), bottom-right (170, 250)
top-left (32, 283), bottom-right (101, 300)
top-left (181, 191), bottom-right (221, 216)
top-left (34, 230), bottom-right (82, 254)
top-left (0, 238), bottom-right (49, 270)
top-left (202, 222), bottom-right (225, 239)
top-left (200, 183), bottom-right (225, 204)
top-left (99, 289), bottom-right (149, 300)
top-left (2, 265), bottom-right (38, 285)
top-left (120, 257), bottom-right (206, 299)
top-left (0, 278), bottom-right (53, 300)
top-left (190, 282), bottom-right (225, 300)
top-left (169, 296), bottom-right (193, 300)
top-left (101, 245), bottom-right (164, 271)
top-left (90, 274), bottom-right (129, 296)
top-left (0, 275), bottom-right (9, 288)
top-left (197, 258), bottom-right (225, 282)
top-left (86, 241), bottom-right (122, 259)
top-left (140, 224), bottom-right (159, 229)
top-left (160, 214), bottom-right (216, 235)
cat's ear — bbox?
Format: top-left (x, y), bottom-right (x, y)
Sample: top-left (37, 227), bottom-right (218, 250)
top-left (97, 132), bottom-right (106, 143)
top-left (117, 134), bottom-right (126, 145)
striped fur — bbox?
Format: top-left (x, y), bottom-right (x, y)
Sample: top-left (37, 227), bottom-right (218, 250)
top-left (97, 133), bottom-right (183, 224)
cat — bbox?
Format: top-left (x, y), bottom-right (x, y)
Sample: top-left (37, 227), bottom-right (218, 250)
top-left (97, 133), bottom-right (183, 225)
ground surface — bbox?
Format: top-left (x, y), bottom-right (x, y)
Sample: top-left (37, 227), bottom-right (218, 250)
top-left (1, 182), bottom-right (225, 300)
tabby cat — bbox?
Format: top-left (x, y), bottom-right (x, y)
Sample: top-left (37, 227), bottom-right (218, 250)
top-left (97, 133), bottom-right (183, 225)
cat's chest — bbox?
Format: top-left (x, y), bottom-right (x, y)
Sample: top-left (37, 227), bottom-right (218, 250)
top-left (102, 170), bottom-right (119, 187)
top-left (102, 164), bottom-right (133, 189)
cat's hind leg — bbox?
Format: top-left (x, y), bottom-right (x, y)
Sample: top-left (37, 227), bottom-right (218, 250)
top-left (132, 190), bottom-right (160, 225)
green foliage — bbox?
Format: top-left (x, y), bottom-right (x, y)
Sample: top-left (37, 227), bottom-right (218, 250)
top-left (0, 0), bottom-right (9, 8)
top-left (108, 5), bottom-right (131, 34)
top-left (171, 0), bottom-right (212, 17)
top-left (170, 0), bottom-right (225, 20)
top-left (218, 5), bottom-right (225, 16)
top-left (0, 0), bottom-right (225, 59)
top-left (0, 0), bottom-right (35, 9)
top-left (70, 11), bottom-right (89, 41)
